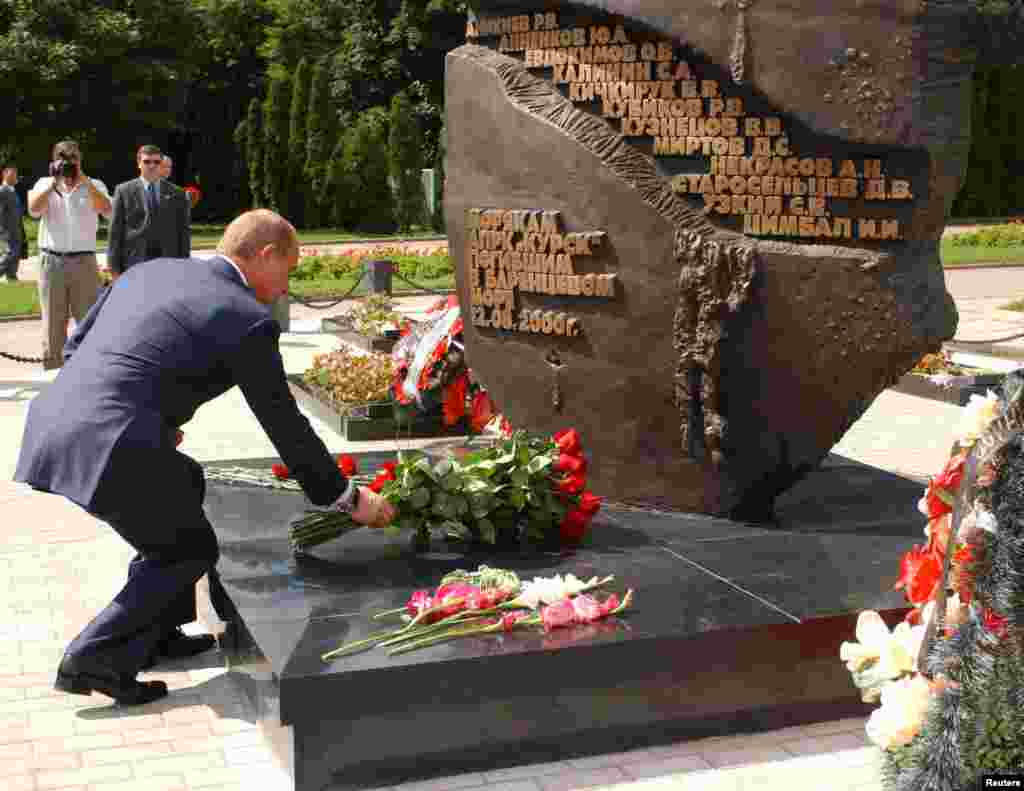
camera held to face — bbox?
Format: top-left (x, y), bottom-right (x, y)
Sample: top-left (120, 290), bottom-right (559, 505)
top-left (49, 153), bottom-right (78, 181)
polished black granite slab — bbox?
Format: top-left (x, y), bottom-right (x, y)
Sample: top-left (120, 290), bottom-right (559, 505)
top-left (199, 452), bottom-right (919, 790)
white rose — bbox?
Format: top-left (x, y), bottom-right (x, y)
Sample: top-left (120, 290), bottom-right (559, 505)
top-left (865, 675), bottom-right (933, 750)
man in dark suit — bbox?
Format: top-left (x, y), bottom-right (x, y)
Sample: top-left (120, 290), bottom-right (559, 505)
top-left (107, 144), bottom-right (191, 279)
top-left (15, 209), bottom-right (396, 705)
top-left (0, 164), bottom-right (24, 281)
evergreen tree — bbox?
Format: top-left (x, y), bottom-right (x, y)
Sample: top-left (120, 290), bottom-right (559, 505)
top-left (333, 107), bottom-right (394, 232)
top-left (388, 90), bottom-right (424, 232)
top-left (233, 117), bottom-right (252, 211)
top-left (288, 57), bottom-right (312, 228)
top-left (246, 98), bottom-right (264, 209)
top-left (306, 57), bottom-right (339, 228)
top-left (263, 68), bottom-right (293, 216)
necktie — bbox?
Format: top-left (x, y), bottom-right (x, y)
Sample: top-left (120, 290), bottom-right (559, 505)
top-left (147, 182), bottom-right (158, 215)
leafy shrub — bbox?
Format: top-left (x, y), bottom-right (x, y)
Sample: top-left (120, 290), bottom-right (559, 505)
top-left (949, 224), bottom-right (1024, 247)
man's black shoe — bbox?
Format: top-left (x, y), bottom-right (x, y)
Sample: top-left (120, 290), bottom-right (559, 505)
top-left (54, 656), bottom-right (168, 705)
top-left (143, 628), bottom-right (216, 669)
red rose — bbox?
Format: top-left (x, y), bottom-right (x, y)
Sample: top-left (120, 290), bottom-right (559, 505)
top-left (469, 390), bottom-right (494, 433)
top-left (557, 472), bottom-right (586, 495)
top-left (369, 475), bottom-right (387, 493)
top-left (380, 461), bottom-right (399, 478)
top-left (553, 428), bottom-right (582, 456)
top-left (337, 454), bottom-right (358, 477)
top-left (559, 508), bottom-right (591, 542)
top-left (555, 453), bottom-right (587, 476)
top-left (271, 463), bottom-right (290, 480)
top-left (577, 490), bottom-right (603, 517)
top-left (406, 590), bottom-right (433, 616)
top-left (442, 374), bottom-right (469, 426)
top-left (894, 544), bottom-right (943, 604)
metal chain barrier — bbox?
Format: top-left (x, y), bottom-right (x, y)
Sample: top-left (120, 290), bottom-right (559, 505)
top-left (286, 260), bottom-right (452, 310)
top-left (0, 349), bottom-right (45, 364)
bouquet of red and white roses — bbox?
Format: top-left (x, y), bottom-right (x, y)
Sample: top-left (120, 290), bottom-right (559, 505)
top-left (322, 564), bottom-right (634, 660)
top-left (275, 427), bottom-right (602, 553)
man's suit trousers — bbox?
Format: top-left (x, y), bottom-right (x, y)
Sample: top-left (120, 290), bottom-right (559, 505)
top-left (64, 447), bottom-right (219, 674)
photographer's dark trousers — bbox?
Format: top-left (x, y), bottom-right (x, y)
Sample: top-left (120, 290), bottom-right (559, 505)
top-left (38, 251), bottom-right (99, 370)
top-left (1, 235), bottom-right (20, 280)
top-left (63, 449), bottom-right (219, 675)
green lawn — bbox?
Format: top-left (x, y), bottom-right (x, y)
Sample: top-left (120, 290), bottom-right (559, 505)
top-left (940, 243), bottom-right (1024, 267)
top-left (0, 281), bottom-right (40, 317)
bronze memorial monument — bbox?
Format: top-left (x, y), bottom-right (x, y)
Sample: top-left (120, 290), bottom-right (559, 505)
top-left (445, 0), bottom-right (1024, 521)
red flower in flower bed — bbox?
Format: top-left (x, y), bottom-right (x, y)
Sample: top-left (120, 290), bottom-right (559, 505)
top-left (337, 454), bottom-right (358, 477)
top-left (894, 543), bottom-right (943, 604)
top-left (271, 463), bottom-right (290, 480)
top-left (557, 472), bottom-right (587, 495)
top-left (555, 453), bottom-right (587, 476)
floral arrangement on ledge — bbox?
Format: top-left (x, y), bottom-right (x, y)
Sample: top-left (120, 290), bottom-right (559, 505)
top-left (839, 385), bottom-right (1024, 786)
top-left (321, 565), bottom-right (633, 661)
top-left (271, 427), bottom-right (601, 553)
top-left (302, 345), bottom-right (393, 413)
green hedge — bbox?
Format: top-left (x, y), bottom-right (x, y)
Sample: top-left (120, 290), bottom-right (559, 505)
top-left (947, 224), bottom-right (1024, 247)
top-left (290, 253), bottom-right (453, 283)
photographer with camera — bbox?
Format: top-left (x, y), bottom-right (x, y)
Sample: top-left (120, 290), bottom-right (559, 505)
top-left (27, 140), bottom-right (112, 370)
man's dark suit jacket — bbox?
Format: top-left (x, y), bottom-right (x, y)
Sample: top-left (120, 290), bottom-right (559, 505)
top-left (107, 178), bottom-right (191, 275)
top-left (0, 184), bottom-right (22, 245)
top-left (14, 256), bottom-right (346, 511)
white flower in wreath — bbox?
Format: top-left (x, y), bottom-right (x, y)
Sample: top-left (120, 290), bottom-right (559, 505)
top-left (865, 674), bottom-right (933, 750)
top-left (840, 611), bottom-right (926, 702)
top-left (956, 390), bottom-right (1000, 446)
top-left (958, 503), bottom-right (998, 540)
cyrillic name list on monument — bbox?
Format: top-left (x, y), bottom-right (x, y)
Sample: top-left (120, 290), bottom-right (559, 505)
top-left (467, 13), bottom-right (914, 241)
top-left (466, 208), bottom-right (614, 337)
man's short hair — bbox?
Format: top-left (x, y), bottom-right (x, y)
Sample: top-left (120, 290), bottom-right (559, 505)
top-left (52, 140), bottom-right (81, 159)
top-left (218, 210), bottom-right (297, 261)
top-left (137, 144), bottom-right (162, 159)
top-left (162, 155), bottom-right (172, 165)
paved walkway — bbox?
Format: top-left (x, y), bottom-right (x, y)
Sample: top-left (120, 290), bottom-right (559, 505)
top-left (0, 271), bottom-right (1017, 790)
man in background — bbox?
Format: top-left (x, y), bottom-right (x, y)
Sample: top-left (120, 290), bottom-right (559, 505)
top-left (107, 144), bottom-right (191, 280)
top-left (27, 140), bottom-right (111, 369)
top-left (0, 164), bottom-right (24, 282)
top-left (159, 155), bottom-right (174, 183)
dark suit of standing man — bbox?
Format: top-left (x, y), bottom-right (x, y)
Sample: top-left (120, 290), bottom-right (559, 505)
top-left (14, 210), bottom-right (397, 705)
top-left (0, 165), bottom-right (24, 281)
top-left (107, 144), bottom-right (191, 278)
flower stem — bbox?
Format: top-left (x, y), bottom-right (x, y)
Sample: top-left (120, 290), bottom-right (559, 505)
top-left (321, 628), bottom-right (402, 661)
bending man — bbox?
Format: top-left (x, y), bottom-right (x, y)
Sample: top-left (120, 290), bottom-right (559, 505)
top-left (15, 210), bottom-right (396, 705)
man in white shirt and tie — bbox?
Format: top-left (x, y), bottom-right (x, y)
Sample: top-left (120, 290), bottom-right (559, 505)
top-left (27, 140), bottom-right (113, 370)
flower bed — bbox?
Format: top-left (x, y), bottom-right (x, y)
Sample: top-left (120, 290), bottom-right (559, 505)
top-left (890, 351), bottom-right (1006, 406)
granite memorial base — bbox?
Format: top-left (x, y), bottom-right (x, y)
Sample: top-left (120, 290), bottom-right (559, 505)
top-left (197, 453), bottom-right (921, 791)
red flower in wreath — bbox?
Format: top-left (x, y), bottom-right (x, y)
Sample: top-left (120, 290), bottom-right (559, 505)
top-left (920, 451), bottom-right (967, 520)
top-left (337, 454), bottom-right (358, 477)
top-left (442, 373), bottom-right (469, 426)
top-left (271, 463), bottom-right (290, 480)
top-left (469, 390), bottom-right (494, 433)
top-left (894, 543), bottom-right (943, 605)
top-left (983, 608), bottom-right (1010, 639)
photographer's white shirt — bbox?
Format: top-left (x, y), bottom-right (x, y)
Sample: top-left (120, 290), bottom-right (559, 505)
top-left (28, 177), bottom-right (112, 253)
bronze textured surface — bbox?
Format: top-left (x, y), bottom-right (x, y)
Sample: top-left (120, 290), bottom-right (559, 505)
top-left (440, 0), bottom-right (1015, 519)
